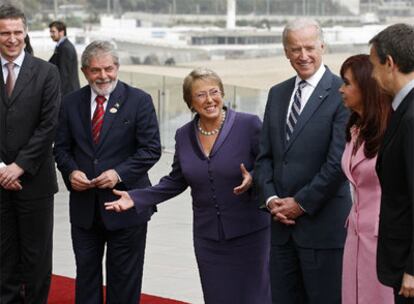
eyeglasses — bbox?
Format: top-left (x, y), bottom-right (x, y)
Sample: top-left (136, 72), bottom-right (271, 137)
top-left (193, 89), bottom-right (221, 102)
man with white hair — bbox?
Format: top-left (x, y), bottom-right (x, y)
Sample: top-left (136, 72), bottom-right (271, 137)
top-left (54, 40), bottom-right (161, 303)
top-left (255, 18), bottom-right (351, 303)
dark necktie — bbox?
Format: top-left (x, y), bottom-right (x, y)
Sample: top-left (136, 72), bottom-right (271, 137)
top-left (286, 80), bottom-right (307, 141)
top-left (92, 95), bottom-right (106, 144)
top-left (5, 62), bottom-right (16, 97)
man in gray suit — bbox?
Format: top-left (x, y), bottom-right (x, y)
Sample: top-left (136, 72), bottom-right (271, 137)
top-left (0, 4), bottom-right (60, 303)
top-left (255, 18), bottom-right (351, 303)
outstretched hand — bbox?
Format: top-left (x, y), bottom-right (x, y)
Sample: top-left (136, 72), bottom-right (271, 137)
top-left (233, 163), bottom-right (252, 195)
top-left (104, 189), bottom-right (134, 212)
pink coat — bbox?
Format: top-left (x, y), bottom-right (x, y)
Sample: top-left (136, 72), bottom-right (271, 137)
top-left (341, 134), bottom-right (393, 304)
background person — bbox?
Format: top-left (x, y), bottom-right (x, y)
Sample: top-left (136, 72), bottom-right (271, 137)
top-left (0, 4), bottom-right (60, 303)
top-left (105, 68), bottom-right (271, 304)
top-left (339, 54), bottom-right (393, 304)
top-left (255, 18), bottom-right (351, 303)
top-left (53, 40), bottom-right (161, 303)
top-left (49, 20), bottom-right (80, 96)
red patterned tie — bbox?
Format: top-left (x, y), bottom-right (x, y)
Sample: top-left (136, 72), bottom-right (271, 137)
top-left (92, 95), bottom-right (106, 144)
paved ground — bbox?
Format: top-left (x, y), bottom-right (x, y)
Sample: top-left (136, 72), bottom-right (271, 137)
top-left (53, 152), bottom-right (204, 303)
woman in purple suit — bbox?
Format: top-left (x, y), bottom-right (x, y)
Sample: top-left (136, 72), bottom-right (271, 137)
top-left (105, 68), bottom-right (271, 304)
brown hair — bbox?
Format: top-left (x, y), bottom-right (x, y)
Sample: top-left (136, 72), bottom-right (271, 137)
top-left (182, 67), bottom-right (225, 111)
top-left (340, 54), bottom-right (391, 158)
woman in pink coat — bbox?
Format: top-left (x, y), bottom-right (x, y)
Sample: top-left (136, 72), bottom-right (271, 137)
top-left (339, 54), bottom-right (393, 304)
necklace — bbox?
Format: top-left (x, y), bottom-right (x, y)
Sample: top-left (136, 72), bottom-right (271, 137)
top-left (197, 109), bottom-right (226, 136)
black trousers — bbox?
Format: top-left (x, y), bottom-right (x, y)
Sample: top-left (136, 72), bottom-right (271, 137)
top-left (0, 191), bottom-right (54, 304)
top-left (71, 206), bottom-right (148, 304)
top-left (270, 236), bottom-right (343, 304)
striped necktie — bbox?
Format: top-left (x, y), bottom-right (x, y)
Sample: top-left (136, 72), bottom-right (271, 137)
top-left (92, 95), bottom-right (106, 144)
top-left (286, 80), bottom-right (307, 141)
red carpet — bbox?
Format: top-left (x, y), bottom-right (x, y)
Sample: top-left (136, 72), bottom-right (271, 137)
top-left (48, 275), bottom-right (189, 304)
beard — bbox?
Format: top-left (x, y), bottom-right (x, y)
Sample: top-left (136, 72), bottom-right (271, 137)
top-left (90, 78), bottom-right (118, 96)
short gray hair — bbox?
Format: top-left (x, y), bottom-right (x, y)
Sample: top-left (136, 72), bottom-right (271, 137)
top-left (81, 40), bottom-right (119, 68)
top-left (182, 67), bottom-right (225, 111)
top-left (282, 18), bottom-right (324, 47)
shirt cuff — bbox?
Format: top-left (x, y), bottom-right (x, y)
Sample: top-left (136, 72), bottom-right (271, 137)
top-left (266, 195), bottom-right (279, 207)
top-left (296, 201), bottom-right (306, 213)
top-left (0, 162), bottom-right (6, 168)
top-left (114, 171), bottom-right (122, 183)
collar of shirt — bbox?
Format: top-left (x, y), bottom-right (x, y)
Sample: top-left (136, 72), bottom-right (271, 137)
top-left (1, 51), bottom-right (25, 81)
top-left (392, 79), bottom-right (414, 111)
top-left (56, 36), bottom-right (67, 47)
top-left (286, 64), bottom-right (326, 120)
top-left (90, 89), bottom-right (110, 120)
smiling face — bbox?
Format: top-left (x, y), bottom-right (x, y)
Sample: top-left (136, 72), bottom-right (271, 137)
top-left (284, 25), bottom-right (324, 80)
top-left (0, 17), bottom-right (26, 61)
top-left (191, 78), bottom-right (224, 124)
top-left (81, 52), bottom-right (119, 96)
top-left (339, 68), bottom-right (363, 116)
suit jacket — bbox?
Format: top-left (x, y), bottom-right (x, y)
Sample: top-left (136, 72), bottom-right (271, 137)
top-left (255, 67), bottom-right (351, 248)
top-left (49, 38), bottom-right (80, 96)
top-left (0, 52), bottom-right (60, 199)
top-left (128, 109), bottom-right (270, 240)
top-left (376, 88), bottom-right (414, 288)
top-left (341, 132), bottom-right (393, 303)
top-left (53, 81), bottom-right (161, 231)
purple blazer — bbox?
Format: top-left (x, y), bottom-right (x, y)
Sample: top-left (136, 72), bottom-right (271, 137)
top-left (129, 108), bottom-right (270, 240)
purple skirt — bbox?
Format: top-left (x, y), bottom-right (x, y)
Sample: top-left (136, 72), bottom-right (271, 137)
top-left (194, 226), bottom-right (271, 304)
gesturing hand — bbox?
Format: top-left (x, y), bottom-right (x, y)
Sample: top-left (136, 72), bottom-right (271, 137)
top-left (104, 189), bottom-right (134, 212)
top-left (233, 163), bottom-right (253, 195)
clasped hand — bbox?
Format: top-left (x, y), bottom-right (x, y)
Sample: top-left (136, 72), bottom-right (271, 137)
top-left (0, 163), bottom-right (23, 191)
top-left (399, 272), bottom-right (414, 298)
top-left (70, 169), bottom-right (119, 191)
top-left (268, 197), bottom-right (304, 225)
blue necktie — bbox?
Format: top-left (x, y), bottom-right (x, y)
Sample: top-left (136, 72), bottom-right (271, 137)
top-left (286, 80), bottom-right (307, 141)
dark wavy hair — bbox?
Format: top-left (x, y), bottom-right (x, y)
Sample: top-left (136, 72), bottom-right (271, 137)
top-left (340, 54), bottom-right (391, 158)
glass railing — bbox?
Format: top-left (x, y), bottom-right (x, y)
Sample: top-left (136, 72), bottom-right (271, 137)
top-left (117, 70), bottom-right (267, 150)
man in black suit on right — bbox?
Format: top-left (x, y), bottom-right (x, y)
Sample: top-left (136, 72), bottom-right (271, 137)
top-left (49, 20), bottom-right (80, 96)
top-left (370, 24), bottom-right (414, 304)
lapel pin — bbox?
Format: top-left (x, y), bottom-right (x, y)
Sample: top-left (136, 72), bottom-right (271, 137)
top-left (109, 107), bottom-right (118, 114)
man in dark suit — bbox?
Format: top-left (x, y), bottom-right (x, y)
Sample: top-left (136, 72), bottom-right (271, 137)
top-left (370, 24), bottom-right (414, 304)
top-left (255, 18), bottom-right (351, 303)
top-left (0, 4), bottom-right (61, 304)
top-left (54, 40), bottom-right (161, 303)
top-left (49, 20), bottom-right (80, 96)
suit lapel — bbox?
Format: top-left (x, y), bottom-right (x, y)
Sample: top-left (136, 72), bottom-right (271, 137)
top-left (381, 89), bottom-right (414, 155)
top-left (8, 53), bottom-right (35, 105)
top-left (96, 82), bottom-right (125, 152)
top-left (342, 140), bottom-right (355, 186)
top-left (79, 88), bottom-right (93, 146)
top-left (209, 108), bottom-right (236, 157)
top-left (278, 79), bottom-right (296, 150)
top-left (285, 69), bottom-right (333, 152)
